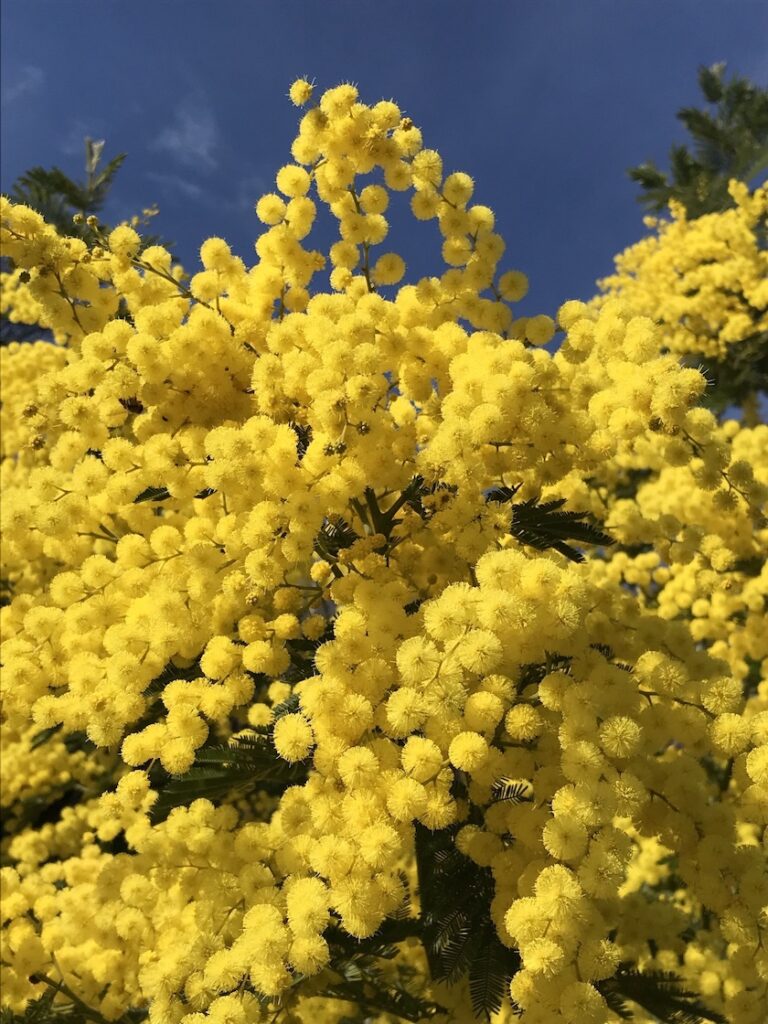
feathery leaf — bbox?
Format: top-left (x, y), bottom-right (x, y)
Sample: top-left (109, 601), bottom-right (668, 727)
top-left (490, 778), bottom-right (532, 805)
top-left (487, 488), bottom-right (614, 562)
top-left (598, 965), bottom-right (727, 1024)
top-left (150, 731), bottom-right (308, 822)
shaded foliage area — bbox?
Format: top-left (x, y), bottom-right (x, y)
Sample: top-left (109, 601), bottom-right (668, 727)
top-left (148, 729), bottom-right (310, 824)
top-left (415, 823), bottom-right (520, 1021)
top-left (2, 138), bottom-right (166, 346)
top-left (9, 139), bottom-right (126, 242)
top-left (629, 62), bottom-right (768, 218)
top-left (486, 484), bottom-right (614, 563)
top-left (597, 965), bottom-right (728, 1024)
top-left (626, 62), bottom-right (767, 416)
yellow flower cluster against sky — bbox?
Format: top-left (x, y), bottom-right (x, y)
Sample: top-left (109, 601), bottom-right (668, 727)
top-left (1, 80), bottom-right (766, 1024)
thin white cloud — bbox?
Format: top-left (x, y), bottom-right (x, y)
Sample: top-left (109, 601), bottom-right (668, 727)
top-left (61, 118), bottom-right (104, 157)
top-left (153, 97), bottom-right (219, 170)
top-left (145, 170), bottom-right (204, 200)
top-left (234, 173), bottom-right (267, 211)
top-left (3, 65), bottom-right (45, 105)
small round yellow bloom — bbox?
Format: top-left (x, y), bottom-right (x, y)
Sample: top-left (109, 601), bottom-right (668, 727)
top-left (521, 937), bottom-right (566, 975)
top-left (276, 164), bottom-right (311, 198)
top-left (560, 982), bottom-right (608, 1024)
top-left (289, 78), bottom-right (314, 106)
top-left (108, 224), bottom-right (141, 259)
top-left (289, 935), bottom-right (330, 974)
top-left (371, 253), bottom-right (406, 286)
top-left (359, 185), bottom-right (389, 215)
top-left (542, 816), bottom-right (589, 861)
top-left (525, 314), bottom-right (556, 346)
top-left (505, 704), bottom-right (543, 741)
top-left (710, 714), bottom-right (751, 756)
top-left (273, 714), bottom-right (314, 762)
top-left (200, 237), bottom-right (233, 272)
top-left (401, 736), bottom-right (443, 782)
top-left (448, 732), bottom-right (489, 773)
top-left (442, 171), bottom-right (474, 206)
top-left (386, 777), bottom-right (428, 821)
top-left (498, 270), bottom-right (529, 302)
top-left (255, 194), bottom-right (286, 225)
top-left (599, 716), bottom-right (642, 758)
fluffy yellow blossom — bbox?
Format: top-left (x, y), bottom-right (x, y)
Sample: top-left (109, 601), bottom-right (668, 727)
top-left (1, 80), bottom-right (765, 1024)
top-left (599, 181), bottom-right (767, 362)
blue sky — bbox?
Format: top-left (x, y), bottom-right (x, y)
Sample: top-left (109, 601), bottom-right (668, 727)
top-left (2, 0), bottom-right (767, 318)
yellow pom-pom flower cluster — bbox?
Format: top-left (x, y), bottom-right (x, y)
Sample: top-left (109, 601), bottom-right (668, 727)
top-left (598, 180), bottom-right (767, 362)
top-left (1, 81), bottom-right (766, 1024)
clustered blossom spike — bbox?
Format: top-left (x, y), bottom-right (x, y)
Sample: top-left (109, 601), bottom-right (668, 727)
top-left (1, 80), bottom-right (766, 1024)
top-left (598, 182), bottom-right (767, 361)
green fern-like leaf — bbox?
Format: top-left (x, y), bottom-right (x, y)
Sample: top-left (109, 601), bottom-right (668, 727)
top-left (598, 965), bottom-right (727, 1024)
top-left (133, 485), bottom-right (171, 503)
top-left (415, 825), bottom-right (519, 1017)
top-left (321, 956), bottom-right (444, 1023)
top-left (9, 976), bottom-right (147, 1024)
top-left (490, 778), bottom-right (532, 805)
top-left (289, 421), bottom-right (313, 459)
top-left (401, 476), bottom-right (457, 522)
top-left (599, 986), bottom-right (633, 1020)
top-left (698, 63), bottom-right (725, 104)
top-left (150, 732), bottom-right (309, 822)
top-left (0, 993), bottom-right (85, 1022)
top-left (11, 166), bottom-right (90, 216)
top-left (511, 498), bottom-right (614, 561)
top-left (314, 516), bottom-right (359, 558)
top-left (144, 658), bottom-right (203, 697)
top-left (8, 145), bottom-right (127, 245)
top-left (487, 488), bottom-right (614, 562)
top-left (89, 153), bottom-right (127, 206)
top-left (468, 924), bottom-right (517, 1022)
top-left (29, 724), bottom-right (63, 750)
top-left (0, 575), bottom-right (15, 606)
top-left (484, 483), bottom-right (523, 504)
top-left (628, 62), bottom-right (768, 218)
top-left (270, 692), bottom-right (302, 720)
